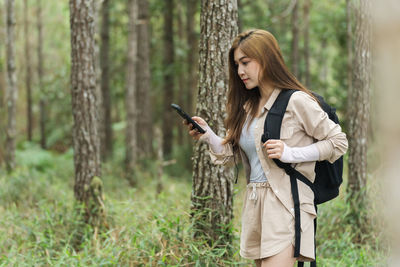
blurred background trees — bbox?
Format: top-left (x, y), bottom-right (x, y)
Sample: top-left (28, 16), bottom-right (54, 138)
top-left (0, 0), bottom-right (354, 174)
top-left (5, 0), bottom-right (17, 172)
top-left (0, 0), bottom-right (381, 263)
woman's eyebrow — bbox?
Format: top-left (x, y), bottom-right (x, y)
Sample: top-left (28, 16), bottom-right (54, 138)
top-left (234, 56), bottom-right (248, 64)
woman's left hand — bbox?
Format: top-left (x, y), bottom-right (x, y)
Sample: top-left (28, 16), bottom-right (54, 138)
top-left (263, 139), bottom-right (285, 159)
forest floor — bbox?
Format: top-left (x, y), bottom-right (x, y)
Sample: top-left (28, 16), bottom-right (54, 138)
top-left (0, 142), bottom-right (388, 266)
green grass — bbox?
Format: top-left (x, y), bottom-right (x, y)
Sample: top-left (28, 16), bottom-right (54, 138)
top-left (0, 143), bottom-right (388, 266)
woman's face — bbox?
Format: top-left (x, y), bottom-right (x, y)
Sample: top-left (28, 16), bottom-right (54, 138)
top-left (234, 47), bottom-right (261, 90)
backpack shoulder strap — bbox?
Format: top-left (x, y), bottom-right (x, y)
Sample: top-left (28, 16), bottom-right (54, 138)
top-left (261, 89), bottom-right (312, 258)
top-left (261, 89), bottom-right (297, 143)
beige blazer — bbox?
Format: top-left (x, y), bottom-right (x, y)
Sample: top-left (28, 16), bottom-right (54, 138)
top-left (205, 88), bottom-right (348, 221)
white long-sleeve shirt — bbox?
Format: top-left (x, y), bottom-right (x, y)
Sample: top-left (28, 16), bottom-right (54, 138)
top-left (199, 116), bottom-right (320, 183)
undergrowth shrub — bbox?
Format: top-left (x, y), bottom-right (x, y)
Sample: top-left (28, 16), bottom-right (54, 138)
top-left (0, 144), bottom-right (389, 266)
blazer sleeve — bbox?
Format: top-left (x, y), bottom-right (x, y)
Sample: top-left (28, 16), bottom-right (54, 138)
top-left (199, 132), bottom-right (236, 167)
top-left (289, 91), bottom-right (349, 163)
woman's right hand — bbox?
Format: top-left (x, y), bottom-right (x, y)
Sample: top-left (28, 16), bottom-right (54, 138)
top-left (182, 116), bottom-right (209, 140)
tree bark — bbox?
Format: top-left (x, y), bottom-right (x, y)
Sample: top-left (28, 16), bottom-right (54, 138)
top-left (291, 0), bottom-right (300, 78)
top-left (37, 0), bottom-right (46, 149)
top-left (69, 0), bottom-right (104, 226)
top-left (346, 0), bottom-right (353, 119)
top-left (5, 0), bottom-right (17, 172)
top-left (347, 0), bottom-right (371, 202)
top-left (155, 126), bottom-right (164, 195)
top-left (303, 0), bottom-right (311, 88)
top-left (125, 0), bottom-right (138, 186)
top-left (136, 0), bottom-right (152, 158)
top-left (162, 0), bottom-right (174, 158)
top-left (177, 2), bottom-right (185, 146)
top-left (0, 4), bottom-right (6, 166)
top-left (186, 0), bottom-right (198, 115)
top-left (191, 0), bottom-right (238, 246)
top-left (100, 0), bottom-right (113, 160)
top-left (24, 0), bottom-right (33, 141)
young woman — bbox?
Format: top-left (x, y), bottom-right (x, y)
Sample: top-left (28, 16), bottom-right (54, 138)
top-left (183, 29), bottom-right (348, 267)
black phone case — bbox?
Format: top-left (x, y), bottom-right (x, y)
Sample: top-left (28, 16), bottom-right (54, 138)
top-left (171, 103), bottom-right (206, 134)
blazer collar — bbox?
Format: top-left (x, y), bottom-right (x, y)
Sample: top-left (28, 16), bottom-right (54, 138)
top-left (262, 87), bottom-right (282, 112)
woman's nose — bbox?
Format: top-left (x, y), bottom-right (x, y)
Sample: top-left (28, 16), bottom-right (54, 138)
top-left (238, 66), bottom-right (244, 76)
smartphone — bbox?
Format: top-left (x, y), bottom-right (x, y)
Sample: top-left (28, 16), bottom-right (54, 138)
top-left (171, 103), bottom-right (206, 134)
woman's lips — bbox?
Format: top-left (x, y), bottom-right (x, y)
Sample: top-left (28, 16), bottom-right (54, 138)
top-left (242, 79), bottom-right (249, 83)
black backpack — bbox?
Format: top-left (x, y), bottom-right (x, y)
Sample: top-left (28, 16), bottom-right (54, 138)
top-left (261, 89), bottom-right (343, 267)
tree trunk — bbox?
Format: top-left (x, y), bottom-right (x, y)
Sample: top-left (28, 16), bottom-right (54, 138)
top-left (136, 0), bottom-right (152, 158)
top-left (177, 2), bottom-right (185, 146)
top-left (346, 0), bottom-right (353, 120)
top-left (155, 126), bottom-right (164, 195)
top-left (69, 0), bottom-right (104, 227)
top-left (93, 0), bottom-right (103, 162)
top-left (303, 0), bottom-right (311, 88)
top-left (291, 0), bottom-right (300, 78)
top-left (0, 4), bottom-right (6, 166)
top-left (100, 0), bottom-right (113, 160)
top-left (184, 0), bottom-right (199, 149)
top-left (5, 0), bottom-right (17, 172)
top-left (347, 0), bottom-right (371, 204)
top-left (186, 0), bottom-right (198, 115)
top-left (37, 0), bottom-right (46, 149)
top-left (125, 0), bottom-right (138, 187)
top-left (162, 0), bottom-right (174, 158)
top-left (191, 0), bottom-right (238, 246)
top-left (24, 0), bottom-right (33, 141)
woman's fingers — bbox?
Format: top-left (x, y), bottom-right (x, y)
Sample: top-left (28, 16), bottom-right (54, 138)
top-left (263, 143), bottom-right (282, 150)
top-left (189, 128), bottom-right (199, 135)
top-left (267, 150), bottom-right (282, 158)
top-left (182, 119), bottom-right (195, 129)
top-left (267, 148), bottom-right (281, 153)
top-left (264, 143), bottom-right (280, 149)
top-left (187, 123), bottom-right (193, 131)
top-left (189, 129), bottom-right (201, 140)
top-left (192, 116), bottom-right (206, 125)
top-left (267, 148), bottom-right (282, 158)
top-left (263, 139), bottom-right (284, 158)
top-left (268, 153), bottom-right (281, 159)
top-left (264, 139), bottom-right (283, 147)
top-left (182, 116), bottom-right (207, 140)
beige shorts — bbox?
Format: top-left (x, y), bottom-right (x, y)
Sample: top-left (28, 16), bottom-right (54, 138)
top-left (240, 182), bottom-right (315, 261)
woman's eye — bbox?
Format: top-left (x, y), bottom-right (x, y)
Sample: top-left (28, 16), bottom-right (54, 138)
top-left (242, 61), bottom-right (249, 66)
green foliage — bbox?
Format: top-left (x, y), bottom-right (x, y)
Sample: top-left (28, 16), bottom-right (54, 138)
top-left (0, 144), bottom-right (73, 207)
top-left (309, 0), bottom-right (349, 125)
top-left (165, 141), bottom-right (194, 180)
top-left (0, 145), bottom-right (388, 266)
top-left (16, 142), bottom-right (57, 171)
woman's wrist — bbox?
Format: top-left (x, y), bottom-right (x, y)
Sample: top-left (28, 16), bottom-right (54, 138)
top-left (198, 128), bottom-right (211, 143)
top-left (280, 143), bottom-right (293, 163)
top-left (198, 126), bottom-right (225, 154)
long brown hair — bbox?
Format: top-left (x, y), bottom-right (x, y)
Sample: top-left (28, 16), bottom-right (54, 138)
top-left (223, 29), bottom-right (316, 148)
